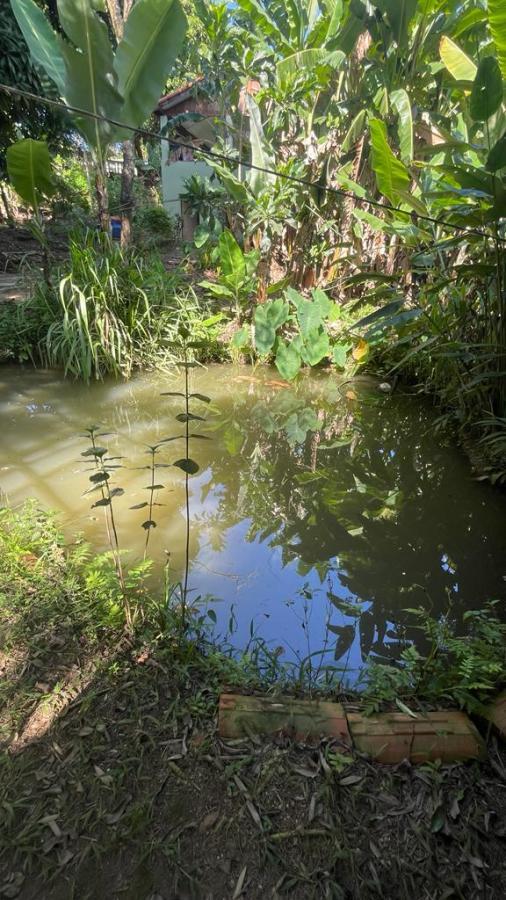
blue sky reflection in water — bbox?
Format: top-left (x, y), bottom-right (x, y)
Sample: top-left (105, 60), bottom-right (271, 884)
top-left (0, 364), bottom-right (505, 685)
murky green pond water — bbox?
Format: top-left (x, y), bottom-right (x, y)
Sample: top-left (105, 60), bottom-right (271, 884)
top-left (1, 363), bottom-right (505, 683)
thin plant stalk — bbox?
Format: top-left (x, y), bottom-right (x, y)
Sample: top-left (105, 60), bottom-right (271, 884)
top-left (182, 345), bottom-right (190, 628)
top-left (87, 427), bottom-right (131, 628)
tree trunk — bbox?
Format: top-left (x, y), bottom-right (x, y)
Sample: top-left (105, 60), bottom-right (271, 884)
top-left (120, 139), bottom-right (135, 247)
top-left (0, 184), bottom-right (14, 225)
top-left (95, 167), bottom-right (110, 233)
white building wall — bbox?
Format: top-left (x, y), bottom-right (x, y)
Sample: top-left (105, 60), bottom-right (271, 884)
top-left (160, 115), bottom-right (213, 220)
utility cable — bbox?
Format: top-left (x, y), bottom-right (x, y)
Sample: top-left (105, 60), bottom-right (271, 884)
top-left (1, 81), bottom-right (504, 245)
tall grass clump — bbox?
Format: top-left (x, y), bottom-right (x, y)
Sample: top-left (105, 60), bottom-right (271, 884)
top-left (41, 232), bottom-right (154, 380)
top-left (18, 230), bottom-right (225, 381)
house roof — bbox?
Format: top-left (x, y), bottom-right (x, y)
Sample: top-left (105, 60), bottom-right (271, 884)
top-left (156, 78), bottom-right (204, 114)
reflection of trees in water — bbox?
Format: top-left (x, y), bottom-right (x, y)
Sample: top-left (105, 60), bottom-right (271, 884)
top-left (202, 381), bottom-right (506, 663)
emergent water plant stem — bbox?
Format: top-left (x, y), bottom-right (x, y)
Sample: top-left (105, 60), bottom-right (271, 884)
top-left (161, 337), bottom-right (211, 629)
top-left (81, 426), bottom-right (131, 627)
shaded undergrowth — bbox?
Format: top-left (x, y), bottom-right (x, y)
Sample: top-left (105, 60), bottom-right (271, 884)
top-left (1, 502), bottom-right (506, 899)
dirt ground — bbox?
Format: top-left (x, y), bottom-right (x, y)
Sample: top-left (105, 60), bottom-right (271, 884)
top-left (1, 632), bottom-right (505, 900)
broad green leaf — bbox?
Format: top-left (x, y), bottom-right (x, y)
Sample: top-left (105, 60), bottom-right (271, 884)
top-left (223, 423), bottom-right (243, 455)
top-left (173, 458), bottom-right (199, 475)
top-left (342, 110), bottom-right (367, 152)
top-left (290, 294), bottom-right (323, 338)
top-left (114, 0), bottom-right (187, 129)
top-left (246, 95), bottom-right (275, 195)
top-left (450, 7), bottom-right (487, 40)
top-left (57, 0), bottom-right (123, 151)
top-left (6, 139), bottom-right (55, 209)
top-left (325, 0), bottom-right (344, 42)
top-left (194, 223), bottom-right (211, 248)
top-left (470, 57), bottom-right (503, 122)
top-left (373, 0), bottom-right (417, 46)
top-left (207, 162), bottom-right (250, 203)
top-left (276, 49), bottom-right (344, 90)
top-left (254, 305), bottom-right (277, 355)
top-left (439, 35), bottom-right (477, 82)
top-left (231, 326), bottom-right (250, 349)
top-left (369, 117), bottom-right (410, 205)
top-left (218, 230), bottom-right (244, 278)
top-left (487, 132), bottom-right (506, 171)
top-left (235, 0), bottom-right (292, 55)
top-left (10, 0), bottom-right (66, 93)
top-left (333, 168), bottom-right (368, 198)
top-left (275, 341), bottom-right (301, 381)
top-left (307, 0), bottom-right (343, 47)
top-left (284, 408), bottom-right (319, 444)
top-left (300, 328), bottom-right (330, 366)
top-left (199, 281), bottom-right (234, 298)
top-left (311, 287), bottom-right (333, 319)
top-left (332, 344), bottom-right (349, 369)
top-left (265, 298), bottom-right (289, 329)
top-left (390, 89), bottom-right (413, 163)
top-left (284, 0), bottom-right (303, 47)
top-left (488, 0), bottom-right (506, 80)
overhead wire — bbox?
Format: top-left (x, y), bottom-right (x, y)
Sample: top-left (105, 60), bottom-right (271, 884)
top-left (1, 81), bottom-right (504, 245)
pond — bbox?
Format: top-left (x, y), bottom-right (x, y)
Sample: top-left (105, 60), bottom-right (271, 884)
top-left (1, 363), bottom-right (505, 685)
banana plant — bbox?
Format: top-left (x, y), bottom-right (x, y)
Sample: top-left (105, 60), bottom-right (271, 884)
top-left (10, 0), bottom-right (187, 228)
top-left (6, 137), bottom-right (55, 283)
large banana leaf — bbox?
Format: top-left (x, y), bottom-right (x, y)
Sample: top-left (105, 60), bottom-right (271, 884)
top-left (236, 0), bottom-right (292, 55)
top-left (114, 0), bottom-right (187, 129)
top-left (246, 95), bottom-right (275, 195)
top-left (57, 0), bottom-right (123, 152)
top-left (439, 35), bottom-right (477, 82)
top-left (342, 109), bottom-right (367, 152)
top-left (276, 48), bottom-right (344, 89)
top-left (373, 0), bottom-right (417, 47)
top-left (369, 117), bottom-right (410, 206)
top-left (6, 139), bottom-right (55, 209)
top-left (470, 57), bottom-right (503, 122)
top-left (10, 0), bottom-right (66, 94)
top-left (284, 0), bottom-right (304, 49)
top-left (390, 89), bottom-right (413, 163)
top-left (218, 230), bottom-right (245, 278)
top-left (307, 0), bottom-right (343, 47)
top-left (488, 0), bottom-right (506, 81)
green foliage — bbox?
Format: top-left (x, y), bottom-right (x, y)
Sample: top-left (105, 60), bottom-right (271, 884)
top-left (249, 286), bottom-right (359, 379)
top-left (199, 229), bottom-right (259, 316)
top-left (5, 231), bottom-right (223, 380)
top-left (362, 604), bottom-right (506, 715)
top-left (0, 0), bottom-right (70, 177)
top-left (0, 501), bottom-right (139, 644)
top-left (6, 138), bottom-right (55, 210)
top-left (134, 205), bottom-right (176, 245)
top-left (52, 153), bottom-right (91, 214)
top-left (368, 118), bottom-right (411, 207)
top-left (11, 0), bottom-right (187, 154)
top-left (114, 0), bottom-right (187, 130)
top-left (470, 56), bottom-right (503, 122)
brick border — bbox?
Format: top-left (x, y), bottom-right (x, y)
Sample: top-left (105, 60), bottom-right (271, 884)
top-left (218, 693), bottom-right (490, 764)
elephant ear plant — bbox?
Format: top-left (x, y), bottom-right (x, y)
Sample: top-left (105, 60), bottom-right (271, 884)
top-left (10, 0), bottom-right (187, 229)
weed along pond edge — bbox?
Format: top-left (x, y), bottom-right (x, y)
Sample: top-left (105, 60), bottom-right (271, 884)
top-left (218, 692), bottom-right (506, 765)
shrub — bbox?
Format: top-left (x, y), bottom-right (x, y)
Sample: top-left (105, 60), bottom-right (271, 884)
top-left (3, 229), bottom-right (226, 380)
top-left (361, 603), bottom-right (506, 715)
top-left (134, 205), bottom-right (176, 245)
